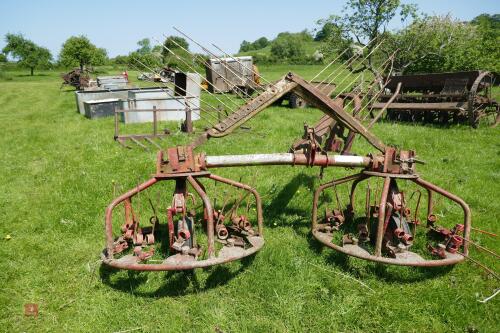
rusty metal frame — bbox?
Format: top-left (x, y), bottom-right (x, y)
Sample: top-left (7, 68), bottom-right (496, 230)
top-left (194, 72), bottom-right (386, 152)
top-left (311, 171), bottom-right (471, 266)
top-left (370, 70), bottom-right (499, 127)
top-left (102, 172), bottom-right (264, 271)
top-left (102, 72), bottom-right (473, 271)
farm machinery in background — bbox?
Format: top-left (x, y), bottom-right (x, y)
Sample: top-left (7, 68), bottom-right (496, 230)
top-left (204, 56), bottom-right (261, 95)
top-left (61, 68), bottom-right (131, 90)
top-left (369, 70), bottom-right (499, 127)
top-left (61, 68), bottom-right (92, 90)
top-left (137, 66), bottom-right (177, 83)
top-left (203, 55), bottom-right (336, 109)
top-left (102, 71), bottom-right (474, 271)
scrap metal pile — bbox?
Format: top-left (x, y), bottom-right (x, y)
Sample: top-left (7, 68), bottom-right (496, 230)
top-left (137, 66), bottom-right (177, 83)
top-left (60, 68), bottom-right (91, 90)
top-left (61, 68), bottom-right (131, 91)
top-left (100, 32), bottom-right (496, 276)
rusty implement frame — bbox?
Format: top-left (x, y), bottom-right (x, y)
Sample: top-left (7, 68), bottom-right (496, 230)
top-left (311, 172), bottom-right (470, 266)
top-left (370, 71), bottom-right (499, 128)
top-left (102, 172), bottom-right (265, 271)
top-left (102, 73), bottom-right (472, 271)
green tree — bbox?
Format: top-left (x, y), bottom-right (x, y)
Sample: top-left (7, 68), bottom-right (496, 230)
top-left (128, 51), bottom-right (163, 71)
top-left (471, 14), bottom-right (500, 30)
top-left (2, 33), bottom-right (52, 75)
top-left (239, 40), bottom-right (252, 52)
top-left (270, 33), bottom-right (305, 62)
top-left (59, 36), bottom-right (107, 70)
top-left (160, 36), bottom-right (191, 69)
top-left (136, 38), bottom-right (152, 54)
top-left (111, 55), bottom-right (129, 65)
top-left (386, 15), bottom-right (485, 74)
top-left (314, 22), bottom-right (338, 41)
top-left (161, 36), bottom-right (189, 59)
top-left (253, 37), bottom-right (270, 49)
top-left (239, 37), bottom-right (270, 53)
top-left (470, 14), bottom-right (500, 72)
top-left (319, 0), bottom-right (418, 74)
top-left (0, 53), bottom-right (7, 63)
top-left (151, 45), bottom-right (163, 53)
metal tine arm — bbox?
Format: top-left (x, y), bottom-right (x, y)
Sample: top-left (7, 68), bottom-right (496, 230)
top-left (129, 57), bottom-right (201, 113)
top-left (311, 34), bottom-right (379, 84)
top-left (332, 71), bottom-right (365, 101)
top-left (153, 36), bottom-right (243, 109)
top-left (358, 54), bottom-right (398, 121)
top-left (317, 53), bottom-right (363, 90)
top-left (318, 38), bottom-right (383, 90)
top-left (131, 48), bottom-right (235, 123)
top-left (326, 40), bottom-right (384, 94)
top-left (173, 28), bottom-right (255, 100)
top-left (310, 47), bottom-right (351, 82)
top-left (130, 56), bottom-right (203, 110)
top-left (314, 37), bottom-right (376, 89)
top-left (359, 78), bottom-right (393, 122)
top-left (355, 66), bottom-right (391, 113)
top-left (341, 55), bottom-right (395, 111)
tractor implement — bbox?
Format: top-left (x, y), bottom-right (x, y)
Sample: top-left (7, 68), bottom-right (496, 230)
top-left (102, 72), bottom-right (472, 271)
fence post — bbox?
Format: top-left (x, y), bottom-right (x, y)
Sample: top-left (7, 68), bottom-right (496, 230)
top-left (183, 98), bottom-right (193, 133)
top-left (153, 106), bottom-right (158, 136)
top-left (114, 105), bottom-right (119, 140)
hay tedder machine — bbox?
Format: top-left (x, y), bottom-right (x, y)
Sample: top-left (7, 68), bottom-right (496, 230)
top-left (370, 71), bottom-right (499, 127)
top-left (102, 71), bottom-right (474, 271)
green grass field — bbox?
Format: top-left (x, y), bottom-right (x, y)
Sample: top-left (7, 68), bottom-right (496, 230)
top-left (0, 65), bottom-right (499, 332)
top-left (237, 40), bottom-right (323, 59)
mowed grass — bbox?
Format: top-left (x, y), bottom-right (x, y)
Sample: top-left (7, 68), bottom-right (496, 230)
top-left (0, 65), bottom-right (499, 332)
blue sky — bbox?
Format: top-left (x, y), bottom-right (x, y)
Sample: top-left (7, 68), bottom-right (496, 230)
top-left (0, 0), bottom-right (498, 58)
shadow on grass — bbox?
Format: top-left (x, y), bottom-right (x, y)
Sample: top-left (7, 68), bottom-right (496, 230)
top-left (264, 172), bottom-right (316, 228)
top-left (60, 88), bottom-right (77, 93)
top-left (99, 255), bottom-right (255, 297)
top-left (298, 189), bottom-right (456, 283)
top-left (16, 73), bottom-right (51, 77)
top-left (312, 241), bottom-right (454, 283)
top-left (377, 117), bottom-right (461, 129)
top-left (303, 221), bottom-right (454, 283)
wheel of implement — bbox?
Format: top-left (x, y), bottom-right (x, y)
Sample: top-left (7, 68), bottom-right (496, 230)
top-left (289, 93), bottom-right (307, 109)
top-left (467, 71), bottom-right (498, 128)
top-left (311, 171), bottom-right (471, 267)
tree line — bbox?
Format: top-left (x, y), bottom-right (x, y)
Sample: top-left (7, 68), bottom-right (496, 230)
top-left (1, 0), bottom-right (498, 76)
top-left (238, 1), bottom-right (499, 74)
top-left (0, 34), bottom-right (193, 76)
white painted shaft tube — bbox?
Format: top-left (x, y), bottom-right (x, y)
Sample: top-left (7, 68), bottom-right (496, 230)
top-left (205, 153), bottom-right (370, 168)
